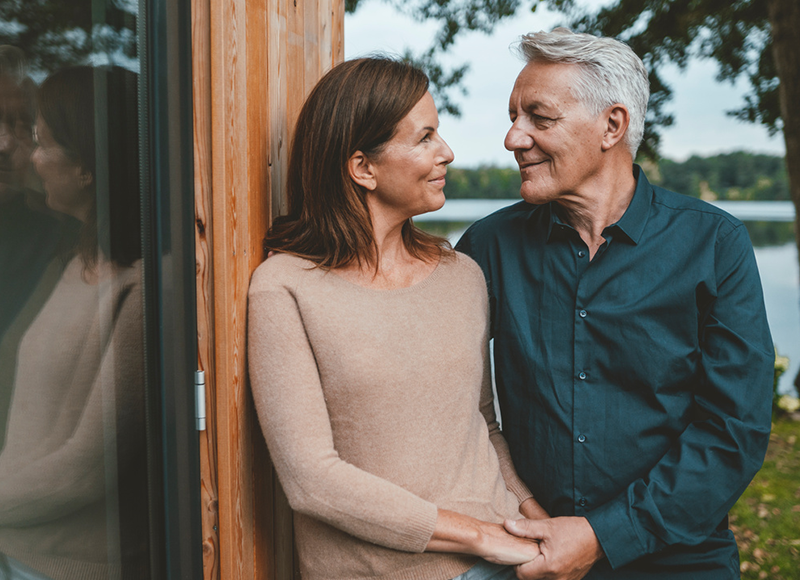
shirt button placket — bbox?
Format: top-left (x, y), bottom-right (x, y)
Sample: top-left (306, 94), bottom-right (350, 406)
top-left (573, 244), bottom-right (590, 519)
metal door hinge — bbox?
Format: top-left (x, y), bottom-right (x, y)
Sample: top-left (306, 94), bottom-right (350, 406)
top-left (195, 370), bottom-right (207, 431)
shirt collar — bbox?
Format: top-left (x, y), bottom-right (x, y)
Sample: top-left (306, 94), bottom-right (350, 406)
top-left (611, 164), bottom-right (651, 245)
top-left (545, 164), bottom-right (652, 245)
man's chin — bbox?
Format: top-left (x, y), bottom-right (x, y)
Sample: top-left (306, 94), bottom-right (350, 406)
top-left (519, 181), bottom-right (553, 205)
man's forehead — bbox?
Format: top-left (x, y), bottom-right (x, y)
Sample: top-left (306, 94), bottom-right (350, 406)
top-left (509, 61), bottom-right (581, 107)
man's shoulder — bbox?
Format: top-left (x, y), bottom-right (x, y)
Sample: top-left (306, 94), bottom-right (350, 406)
top-left (648, 182), bottom-right (744, 237)
top-left (459, 200), bottom-right (542, 244)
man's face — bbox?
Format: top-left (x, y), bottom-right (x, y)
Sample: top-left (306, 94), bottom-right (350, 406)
top-left (0, 77), bottom-right (34, 200)
top-left (505, 61), bottom-right (607, 205)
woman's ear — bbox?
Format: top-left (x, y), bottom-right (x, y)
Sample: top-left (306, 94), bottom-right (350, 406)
top-left (601, 104), bottom-right (630, 152)
top-left (348, 151), bottom-right (377, 191)
top-left (79, 167), bottom-right (94, 190)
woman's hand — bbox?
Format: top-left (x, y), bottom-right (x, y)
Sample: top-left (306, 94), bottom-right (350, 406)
top-left (426, 509), bottom-right (541, 565)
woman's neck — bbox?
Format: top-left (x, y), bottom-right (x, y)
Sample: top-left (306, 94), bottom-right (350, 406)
top-left (334, 217), bottom-right (437, 290)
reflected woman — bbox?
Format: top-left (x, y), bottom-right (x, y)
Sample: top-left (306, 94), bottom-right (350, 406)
top-left (248, 56), bottom-right (547, 580)
top-left (0, 66), bottom-right (148, 580)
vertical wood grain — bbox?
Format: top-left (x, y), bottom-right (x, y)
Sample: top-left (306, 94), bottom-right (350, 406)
top-left (191, 0), bottom-right (220, 576)
top-left (195, 2), bottom-right (343, 579)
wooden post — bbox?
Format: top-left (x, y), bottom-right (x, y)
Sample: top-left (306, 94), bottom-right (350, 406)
top-left (191, 1), bottom-right (344, 579)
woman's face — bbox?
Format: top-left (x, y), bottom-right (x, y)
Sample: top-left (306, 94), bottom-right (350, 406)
top-left (365, 92), bottom-right (454, 222)
top-left (31, 116), bottom-right (93, 221)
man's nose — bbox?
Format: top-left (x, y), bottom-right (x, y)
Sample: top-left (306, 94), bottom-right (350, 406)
top-left (504, 121), bottom-right (532, 152)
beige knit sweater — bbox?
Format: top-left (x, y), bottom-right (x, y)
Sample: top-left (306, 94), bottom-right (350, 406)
top-left (248, 252), bottom-right (532, 580)
top-left (0, 257), bottom-right (145, 580)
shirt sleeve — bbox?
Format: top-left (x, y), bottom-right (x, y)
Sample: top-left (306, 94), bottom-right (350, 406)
top-left (247, 267), bottom-right (439, 553)
top-left (585, 224), bottom-right (774, 568)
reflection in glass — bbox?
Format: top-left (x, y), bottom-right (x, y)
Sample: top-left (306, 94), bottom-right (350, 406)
top-left (0, 50), bottom-right (150, 580)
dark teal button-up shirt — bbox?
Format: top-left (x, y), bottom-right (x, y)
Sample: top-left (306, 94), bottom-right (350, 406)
top-left (456, 166), bottom-right (773, 577)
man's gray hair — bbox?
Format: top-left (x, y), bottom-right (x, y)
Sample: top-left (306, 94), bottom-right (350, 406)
top-left (515, 28), bottom-right (649, 158)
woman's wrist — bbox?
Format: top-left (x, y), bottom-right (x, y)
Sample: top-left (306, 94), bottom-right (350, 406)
top-left (426, 509), bottom-right (484, 555)
top-left (426, 508), bottom-right (541, 565)
top-left (519, 497), bottom-right (549, 520)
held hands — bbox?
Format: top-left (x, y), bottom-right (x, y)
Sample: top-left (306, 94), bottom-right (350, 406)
top-left (503, 516), bottom-right (604, 580)
top-left (427, 509), bottom-right (541, 566)
top-left (475, 521), bottom-right (542, 566)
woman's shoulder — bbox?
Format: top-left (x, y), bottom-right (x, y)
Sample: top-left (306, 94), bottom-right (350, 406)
top-left (249, 253), bottom-right (319, 295)
top-left (445, 250), bottom-right (487, 282)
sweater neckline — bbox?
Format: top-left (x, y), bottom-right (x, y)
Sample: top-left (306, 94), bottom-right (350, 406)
top-left (326, 257), bottom-right (445, 296)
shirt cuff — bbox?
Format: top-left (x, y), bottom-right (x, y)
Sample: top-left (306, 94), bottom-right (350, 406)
top-left (585, 490), bottom-right (648, 569)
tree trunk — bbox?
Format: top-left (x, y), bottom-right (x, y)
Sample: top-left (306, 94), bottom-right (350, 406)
top-left (767, 0), bottom-right (800, 276)
top-left (767, 0), bottom-right (800, 391)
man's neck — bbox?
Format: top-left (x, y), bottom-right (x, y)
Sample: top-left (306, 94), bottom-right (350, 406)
top-left (556, 161), bottom-right (637, 260)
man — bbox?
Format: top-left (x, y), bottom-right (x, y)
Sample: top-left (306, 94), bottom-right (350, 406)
top-left (456, 28), bottom-right (773, 579)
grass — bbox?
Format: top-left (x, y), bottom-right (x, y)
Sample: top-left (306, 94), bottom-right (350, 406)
top-left (730, 414), bottom-right (800, 579)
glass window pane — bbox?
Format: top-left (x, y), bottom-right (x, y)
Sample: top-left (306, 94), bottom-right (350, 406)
top-left (0, 1), bottom-right (156, 578)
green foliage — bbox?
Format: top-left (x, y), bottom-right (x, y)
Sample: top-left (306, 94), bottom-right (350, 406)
top-left (0, 0), bottom-right (137, 78)
top-left (347, 0), bottom-right (520, 116)
top-left (346, 0), bottom-right (782, 158)
top-left (445, 165), bottom-right (522, 199)
top-left (648, 152), bottom-right (790, 201)
top-left (730, 416), bottom-right (800, 580)
top-left (743, 222), bottom-right (796, 249)
top-left (562, 0), bottom-right (780, 157)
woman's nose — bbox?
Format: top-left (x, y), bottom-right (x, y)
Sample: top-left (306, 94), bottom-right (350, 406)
top-left (439, 136), bottom-right (455, 165)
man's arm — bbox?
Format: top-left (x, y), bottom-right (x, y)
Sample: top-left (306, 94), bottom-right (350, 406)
top-left (505, 224), bottom-right (773, 577)
top-left (562, 224), bottom-right (771, 572)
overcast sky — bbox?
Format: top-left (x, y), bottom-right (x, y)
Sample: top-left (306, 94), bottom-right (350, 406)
top-left (344, 1), bottom-right (787, 168)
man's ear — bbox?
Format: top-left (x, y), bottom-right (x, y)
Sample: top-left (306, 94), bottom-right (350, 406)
top-left (348, 151), bottom-right (377, 191)
top-left (601, 104), bottom-right (630, 152)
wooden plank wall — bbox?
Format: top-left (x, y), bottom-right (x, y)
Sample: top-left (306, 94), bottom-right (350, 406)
top-left (191, 0), bottom-right (344, 579)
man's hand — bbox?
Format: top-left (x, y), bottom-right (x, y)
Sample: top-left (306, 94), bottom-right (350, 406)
top-left (503, 516), bottom-right (604, 580)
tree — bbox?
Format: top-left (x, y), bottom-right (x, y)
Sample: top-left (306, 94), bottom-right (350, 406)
top-left (0, 0), bottom-right (137, 79)
top-left (346, 0), bottom-right (799, 263)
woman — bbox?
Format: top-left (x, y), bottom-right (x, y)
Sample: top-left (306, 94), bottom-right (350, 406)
top-left (0, 66), bottom-right (148, 580)
top-left (249, 56), bottom-right (547, 580)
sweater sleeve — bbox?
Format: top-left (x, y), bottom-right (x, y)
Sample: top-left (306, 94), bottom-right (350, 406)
top-left (471, 260), bottom-right (532, 506)
top-left (247, 263), bottom-right (439, 553)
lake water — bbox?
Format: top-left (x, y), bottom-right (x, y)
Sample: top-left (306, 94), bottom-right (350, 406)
top-left (439, 221), bottom-right (800, 396)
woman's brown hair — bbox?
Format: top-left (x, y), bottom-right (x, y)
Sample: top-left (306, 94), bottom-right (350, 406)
top-left (264, 56), bottom-right (453, 268)
top-left (37, 66), bottom-right (141, 269)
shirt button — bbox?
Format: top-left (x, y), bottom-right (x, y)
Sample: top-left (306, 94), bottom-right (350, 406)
top-left (579, 372), bottom-right (586, 380)
top-left (579, 498), bottom-right (587, 507)
top-left (577, 434), bottom-right (586, 443)
top-left (578, 250), bottom-right (586, 258)
top-left (579, 309), bottom-right (587, 318)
